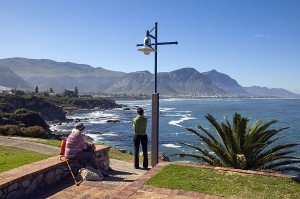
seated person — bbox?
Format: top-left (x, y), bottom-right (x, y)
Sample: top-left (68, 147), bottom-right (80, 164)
top-left (65, 123), bottom-right (108, 176)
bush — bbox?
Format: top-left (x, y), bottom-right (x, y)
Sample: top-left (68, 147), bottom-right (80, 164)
top-left (22, 126), bottom-right (48, 138)
top-left (0, 125), bottom-right (48, 138)
top-left (0, 125), bottom-right (24, 136)
top-left (14, 108), bottom-right (48, 129)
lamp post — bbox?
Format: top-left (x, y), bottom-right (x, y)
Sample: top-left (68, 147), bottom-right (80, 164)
top-left (137, 22), bottom-right (178, 166)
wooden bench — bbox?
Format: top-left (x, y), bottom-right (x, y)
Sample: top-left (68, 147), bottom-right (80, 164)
top-left (0, 145), bottom-right (110, 199)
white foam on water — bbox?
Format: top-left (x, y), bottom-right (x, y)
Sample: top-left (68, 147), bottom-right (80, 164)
top-left (67, 111), bottom-right (119, 120)
top-left (88, 119), bottom-right (108, 124)
top-left (85, 133), bottom-right (104, 142)
top-left (160, 107), bottom-right (176, 112)
top-left (169, 114), bottom-right (197, 127)
top-left (162, 144), bottom-right (181, 148)
top-left (102, 132), bottom-right (119, 137)
top-left (169, 120), bottom-right (183, 127)
top-left (161, 98), bottom-right (184, 102)
top-left (90, 111), bottom-right (119, 119)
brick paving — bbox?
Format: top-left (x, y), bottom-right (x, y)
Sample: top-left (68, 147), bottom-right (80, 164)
top-left (1, 136), bottom-right (226, 198)
top-left (25, 161), bottom-right (226, 199)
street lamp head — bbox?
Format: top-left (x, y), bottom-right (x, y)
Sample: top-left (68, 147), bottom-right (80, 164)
top-left (144, 37), bottom-right (151, 46)
top-left (137, 37), bottom-right (156, 55)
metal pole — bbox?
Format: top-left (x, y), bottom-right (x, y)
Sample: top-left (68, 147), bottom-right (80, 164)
top-left (151, 22), bottom-right (159, 167)
top-left (151, 93), bottom-right (159, 167)
top-left (154, 22), bottom-right (158, 93)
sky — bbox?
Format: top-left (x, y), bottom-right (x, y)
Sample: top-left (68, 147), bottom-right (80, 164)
top-left (1, 0), bottom-right (300, 93)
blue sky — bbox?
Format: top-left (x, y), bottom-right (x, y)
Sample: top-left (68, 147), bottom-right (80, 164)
top-left (1, 0), bottom-right (300, 93)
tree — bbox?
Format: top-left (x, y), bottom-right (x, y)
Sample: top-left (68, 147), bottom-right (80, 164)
top-left (176, 113), bottom-right (300, 173)
top-left (74, 86), bottom-right (79, 97)
top-left (35, 86), bottom-right (39, 93)
top-left (15, 90), bottom-right (25, 96)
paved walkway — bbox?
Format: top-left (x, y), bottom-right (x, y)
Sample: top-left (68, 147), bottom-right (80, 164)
top-left (0, 136), bottom-right (58, 155)
top-left (0, 136), bottom-right (225, 199)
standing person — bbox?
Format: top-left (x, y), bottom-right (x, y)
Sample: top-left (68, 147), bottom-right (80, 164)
top-left (133, 107), bottom-right (148, 169)
top-left (65, 123), bottom-right (99, 170)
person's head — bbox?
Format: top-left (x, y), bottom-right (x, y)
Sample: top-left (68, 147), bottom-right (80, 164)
top-left (75, 122), bottom-right (85, 131)
top-left (137, 107), bottom-right (144, 116)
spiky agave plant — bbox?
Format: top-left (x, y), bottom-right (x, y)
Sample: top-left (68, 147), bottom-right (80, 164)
top-left (176, 113), bottom-right (300, 172)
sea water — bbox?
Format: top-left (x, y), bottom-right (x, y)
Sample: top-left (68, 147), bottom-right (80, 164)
top-left (51, 98), bottom-right (300, 163)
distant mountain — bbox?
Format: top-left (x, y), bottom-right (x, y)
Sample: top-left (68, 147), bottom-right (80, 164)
top-left (202, 69), bottom-right (248, 95)
top-left (0, 57), bottom-right (124, 93)
top-left (159, 68), bottom-right (225, 95)
top-left (244, 86), bottom-right (300, 98)
top-left (0, 66), bottom-right (32, 89)
top-left (0, 57), bottom-right (299, 98)
top-left (105, 68), bottom-right (225, 95)
top-left (105, 71), bottom-right (154, 94)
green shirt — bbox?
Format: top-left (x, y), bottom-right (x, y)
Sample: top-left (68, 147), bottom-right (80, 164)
top-left (133, 115), bottom-right (147, 135)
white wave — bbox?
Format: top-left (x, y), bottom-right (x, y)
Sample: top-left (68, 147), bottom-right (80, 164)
top-left (89, 111), bottom-right (119, 119)
top-left (175, 110), bottom-right (192, 113)
top-left (168, 114), bottom-right (197, 127)
top-left (161, 98), bottom-right (184, 102)
top-left (88, 119), bottom-right (108, 124)
top-left (169, 120), bottom-right (183, 127)
top-left (67, 111), bottom-right (119, 120)
top-left (102, 132), bottom-right (119, 137)
top-left (160, 107), bottom-right (176, 112)
top-left (162, 144), bottom-right (181, 148)
top-left (85, 133), bottom-right (104, 143)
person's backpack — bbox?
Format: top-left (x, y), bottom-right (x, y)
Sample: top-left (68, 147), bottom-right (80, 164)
top-left (59, 139), bottom-right (67, 155)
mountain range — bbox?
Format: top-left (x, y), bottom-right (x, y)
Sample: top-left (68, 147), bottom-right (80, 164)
top-left (0, 57), bottom-right (299, 98)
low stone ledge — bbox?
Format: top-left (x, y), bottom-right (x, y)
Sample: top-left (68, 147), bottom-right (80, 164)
top-left (0, 144), bottom-right (110, 199)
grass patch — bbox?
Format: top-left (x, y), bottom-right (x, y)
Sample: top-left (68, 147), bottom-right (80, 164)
top-left (146, 164), bottom-right (300, 199)
top-left (109, 147), bottom-right (152, 165)
top-left (109, 147), bottom-right (135, 162)
top-left (0, 145), bottom-right (52, 172)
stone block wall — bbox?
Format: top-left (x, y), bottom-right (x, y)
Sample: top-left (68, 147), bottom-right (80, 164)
top-left (0, 145), bottom-right (110, 199)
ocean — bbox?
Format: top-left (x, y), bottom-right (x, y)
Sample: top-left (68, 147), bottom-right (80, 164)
top-left (51, 98), bottom-right (300, 163)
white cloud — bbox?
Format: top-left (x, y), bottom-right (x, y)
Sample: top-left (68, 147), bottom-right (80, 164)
top-left (254, 34), bottom-right (263, 38)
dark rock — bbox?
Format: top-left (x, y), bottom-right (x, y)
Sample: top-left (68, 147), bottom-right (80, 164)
top-left (119, 149), bottom-right (127, 153)
top-left (160, 153), bottom-right (170, 162)
top-left (74, 118), bottom-right (81, 122)
top-left (107, 120), bottom-right (120, 123)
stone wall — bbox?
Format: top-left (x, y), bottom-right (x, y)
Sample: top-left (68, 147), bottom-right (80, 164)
top-left (0, 145), bottom-right (110, 199)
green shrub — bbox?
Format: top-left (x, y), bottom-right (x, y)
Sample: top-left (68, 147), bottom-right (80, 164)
top-left (0, 125), bottom-right (8, 136)
top-left (0, 125), bottom-right (24, 136)
top-left (21, 126), bottom-right (48, 138)
top-left (0, 112), bottom-right (12, 118)
top-left (14, 108), bottom-right (48, 129)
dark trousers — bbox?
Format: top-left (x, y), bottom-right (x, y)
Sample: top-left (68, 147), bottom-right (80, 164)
top-left (71, 145), bottom-right (99, 170)
top-left (133, 134), bottom-right (148, 169)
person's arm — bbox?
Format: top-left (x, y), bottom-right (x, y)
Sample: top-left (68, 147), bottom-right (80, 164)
top-left (77, 134), bottom-right (88, 150)
top-left (133, 118), bottom-right (136, 131)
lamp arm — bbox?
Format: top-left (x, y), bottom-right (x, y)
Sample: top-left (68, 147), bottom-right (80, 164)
top-left (136, 41), bottom-right (178, 47)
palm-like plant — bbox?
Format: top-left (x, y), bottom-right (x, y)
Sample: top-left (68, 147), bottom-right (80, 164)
top-left (176, 113), bottom-right (300, 172)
